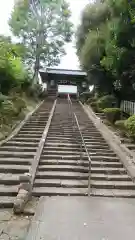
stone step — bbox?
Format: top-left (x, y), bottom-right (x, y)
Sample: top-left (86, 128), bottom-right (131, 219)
top-left (46, 139), bottom-right (78, 143)
top-left (40, 154), bottom-right (88, 160)
top-left (91, 156), bottom-right (120, 162)
top-left (85, 145), bottom-right (110, 150)
top-left (0, 146), bottom-right (37, 152)
top-left (33, 187), bottom-right (88, 196)
top-left (38, 166), bottom-right (126, 174)
top-left (85, 141), bottom-right (107, 145)
top-left (47, 134), bottom-right (77, 138)
top-left (34, 179), bottom-right (88, 188)
top-left (22, 126), bottom-right (45, 130)
top-left (38, 165), bottom-right (88, 173)
top-left (83, 134), bottom-right (102, 138)
top-left (6, 141), bottom-right (38, 147)
top-left (91, 174), bottom-right (131, 181)
top-left (39, 159), bottom-right (122, 168)
top-left (0, 164), bottom-right (29, 173)
top-left (91, 181), bottom-right (135, 190)
top-left (91, 189), bottom-right (135, 198)
top-left (43, 146), bottom-right (82, 151)
top-left (12, 137), bottom-right (40, 142)
top-left (30, 116), bottom-right (49, 118)
top-left (0, 151), bottom-right (35, 158)
top-left (19, 130), bottom-right (43, 134)
top-left (42, 151), bottom-right (83, 156)
top-left (36, 171), bottom-right (88, 180)
top-left (83, 136), bottom-right (104, 140)
top-left (125, 144), bottom-right (135, 150)
top-left (40, 154), bottom-right (119, 162)
top-left (47, 136), bottom-right (80, 140)
top-left (27, 120), bottom-right (48, 123)
top-left (0, 174), bottom-right (22, 185)
top-left (45, 142), bottom-right (108, 147)
top-left (0, 196), bottom-right (15, 208)
top-left (24, 124), bottom-right (46, 127)
top-left (0, 186), bottom-right (18, 196)
top-left (42, 150), bottom-right (116, 157)
top-left (49, 127), bottom-right (74, 130)
top-left (45, 142), bottom-right (81, 147)
top-left (0, 157), bottom-right (31, 165)
top-left (34, 179), bottom-right (135, 190)
top-left (43, 146), bottom-right (112, 153)
top-left (17, 133), bottom-right (42, 137)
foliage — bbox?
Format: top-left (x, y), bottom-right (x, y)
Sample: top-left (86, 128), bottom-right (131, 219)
top-left (9, 0), bottom-right (73, 74)
top-left (115, 120), bottom-right (126, 131)
top-left (11, 95), bottom-right (26, 114)
top-left (0, 36), bottom-right (29, 94)
top-left (103, 107), bottom-right (121, 123)
top-left (97, 95), bottom-right (117, 109)
top-left (27, 83), bottom-right (46, 99)
top-left (86, 97), bottom-right (94, 104)
top-left (80, 91), bottom-right (93, 103)
top-left (0, 100), bottom-right (17, 124)
top-left (125, 115), bottom-right (135, 138)
top-left (76, 0), bottom-right (135, 100)
top-left (0, 94), bottom-right (8, 107)
top-left (90, 101), bottom-right (98, 112)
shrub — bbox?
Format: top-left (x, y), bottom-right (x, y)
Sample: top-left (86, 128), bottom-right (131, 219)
top-left (13, 97), bottom-right (26, 114)
top-left (80, 92), bottom-right (93, 103)
top-left (115, 120), bottom-right (126, 131)
top-left (90, 102), bottom-right (98, 112)
top-left (97, 95), bottom-right (117, 109)
top-left (103, 108), bottom-right (121, 123)
top-left (86, 97), bottom-right (95, 104)
top-left (125, 115), bottom-right (135, 138)
top-left (0, 94), bottom-right (8, 107)
top-left (27, 84), bottom-right (46, 99)
top-left (0, 100), bottom-right (17, 124)
top-left (9, 92), bottom-right (27, 115)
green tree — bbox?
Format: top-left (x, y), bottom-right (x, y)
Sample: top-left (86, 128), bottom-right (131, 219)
top-left (9, 0), bottom-right (73, 80)
top-left (0, 35), bottom-right (28, 94)
top-left (76, 0), bottom-right (135, 100)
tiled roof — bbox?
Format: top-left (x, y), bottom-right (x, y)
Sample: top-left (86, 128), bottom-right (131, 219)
top-left (44, 68), bottom-right (87, 76)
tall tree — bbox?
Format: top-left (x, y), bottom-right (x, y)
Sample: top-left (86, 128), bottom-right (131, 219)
top-left (76, 0), bottom-right (135, 100)
top-left (9, 0), bottom-right (73, 80)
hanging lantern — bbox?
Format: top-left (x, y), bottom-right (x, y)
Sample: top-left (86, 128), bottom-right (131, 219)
top-left (82, 81), bottom-right (87, 88)
top-left (50, 80), bottom-right (55, 86)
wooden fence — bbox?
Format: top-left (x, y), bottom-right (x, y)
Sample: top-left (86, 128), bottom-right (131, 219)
top-left (120, 100), bottom-right (135, 115)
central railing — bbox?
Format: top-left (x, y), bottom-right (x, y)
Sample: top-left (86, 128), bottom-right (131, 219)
top-left (67, 94), bottom-right (92, 196)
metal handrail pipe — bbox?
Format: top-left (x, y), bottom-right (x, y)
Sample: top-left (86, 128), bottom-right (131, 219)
top-left (67, 94), bottom-right (92, 196)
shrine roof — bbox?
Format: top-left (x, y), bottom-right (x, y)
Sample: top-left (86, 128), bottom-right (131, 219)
top-left (40, 68), bottom-right (87, 77)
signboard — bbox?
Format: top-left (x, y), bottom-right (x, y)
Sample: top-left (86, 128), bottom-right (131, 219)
top-left (58, 80), bottom-right (77, 85)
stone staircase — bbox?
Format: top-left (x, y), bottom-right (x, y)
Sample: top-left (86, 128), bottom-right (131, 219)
top-left (47, 89), bottom-right (57, 99)
top-left (72, 100), bottom-right (135, 197)
top-left (33, 98), bottom-right (135, 198)
top-left (0, 100), bottom-right (53, 207)
top-left (0, 96), bottom-right (134, 206)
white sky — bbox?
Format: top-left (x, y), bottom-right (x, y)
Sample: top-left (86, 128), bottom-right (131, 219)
top-left (0, 0), bottom-right (90, 70)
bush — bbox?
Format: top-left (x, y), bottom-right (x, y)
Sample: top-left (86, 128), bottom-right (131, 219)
top-left (0, 100), bottom-right (17, 124)
top-left (80, 92), bottom-right (93, 103)
top-left (97, 95), bottom-right (117, 109)
top-left (9, 91), bottom-right (27, 115)
top-left (0, 94), bottom-right (8, 107)
top-left (115, 120), bottom-right (126, 131)
top-left (27, 84), bottom-right (46, 100)
top-left (90, 101), bottom-right (99, 112)
top-left (86, 97), bottom-right (96, 104)
top-left (103, 108), bottom-right (121, 123)
top-left (13, 97), bottom-right (26, 114)
top-left (125, 115), bottom-right (135, 138)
